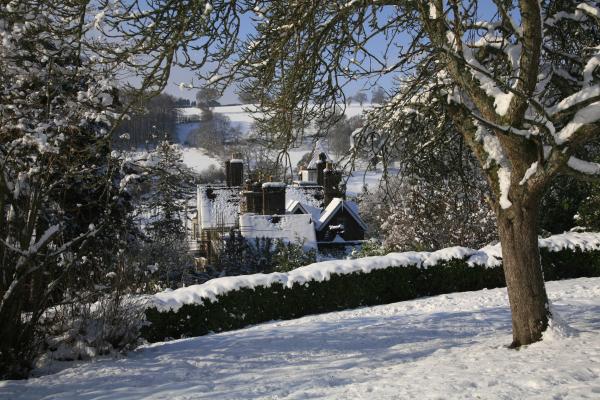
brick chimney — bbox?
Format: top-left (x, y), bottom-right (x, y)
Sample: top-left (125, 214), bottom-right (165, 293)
top-left (262, 182), bottom-right (286, 215)
top-left (229, 152), bottom-right (244, 187)
top-left (316, 152), bottom-right (327, 186)
top-left (324, 162), bottom-right (343, 206)
top-left (242, 179), bottom-right (253, 213)
top-left (251, 181), bottom-right (263, 214)
top-left (225, 160), bottom-right (231, 186)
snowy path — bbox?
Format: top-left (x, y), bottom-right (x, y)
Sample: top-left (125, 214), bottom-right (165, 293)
top-left (2, 278), bottom-right (600, 399)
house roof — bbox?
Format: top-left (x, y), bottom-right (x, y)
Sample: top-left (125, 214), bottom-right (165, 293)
top-left (285, 199), bottom-right (323, 228)
top-left (306, 140), bottom-right (333, 169)
top-left (317, 198), bottom-right (367, 231)
top-left (306, 152), bottom-right (333, 169)
top-left (285, 185), bottom-right (322, 208)
top-left (198, 185), bottom-right (241, 229)
top-left (239, 213), bottom-right (317, 250)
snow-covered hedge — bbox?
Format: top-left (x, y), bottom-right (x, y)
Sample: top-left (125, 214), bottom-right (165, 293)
top-left (142, 232), bottom-right (600, 342)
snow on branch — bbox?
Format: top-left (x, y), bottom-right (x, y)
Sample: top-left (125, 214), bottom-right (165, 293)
top-left (550, 84), bottom-right (600, 113)
top-left (27, 225), bottom-right (60, 256)
top-left (474, 124), bottom-right (512, 209)
top-left (546, 2), bottom-right (600, 26)
top-left (445, 31), bottom-right (515, 117)
top-left (554, 101), bottom-right (600, 144)
top-left (567, 156), bottom-right (600, 177)
top-left (519, 162), bottom-right (539, 185)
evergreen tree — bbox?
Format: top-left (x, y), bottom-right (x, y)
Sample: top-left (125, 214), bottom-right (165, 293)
top-left (217, 229), bottom-right (251, 276)
top-left (141, 141), bottom-right (196, 287)
top-left (0, 1), bottom-right (128, 378)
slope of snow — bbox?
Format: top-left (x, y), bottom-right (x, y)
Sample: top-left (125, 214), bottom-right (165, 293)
top-left (2, 277), bottom-right (600, 399)
top-left (175, 105), bottom-right (370, 173)
top-left (177, 104), bottom-right (370, 137)
top-left (344, 169), bottom-right (388, 196)
top-left (181, 148), bottom-right (221, 173)
top-left (176, 122), bottom-right (201, 144)
top-left (239, 213), bottom-right (317, 250)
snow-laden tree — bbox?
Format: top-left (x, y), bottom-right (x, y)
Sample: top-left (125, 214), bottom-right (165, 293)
top-left (0, 0), bottom-right (223, 377)
top-left (142, 141), bottom-right (195, 240)
top-left (360, 175), bottom-right (497, 252)
top-left (196, 86), bottom-right (221, 109)
top-left (353, 91), bottom-right (368, 106)
top-left (357, 93), bottom-right (497, 251)
top-left (150, 0), bottom-right (600, 346)
top-left (0, 1), bottom-right (126, 377)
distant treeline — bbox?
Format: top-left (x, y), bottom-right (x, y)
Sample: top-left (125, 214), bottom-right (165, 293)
top-left (112, 93), bottom-right (183, 150)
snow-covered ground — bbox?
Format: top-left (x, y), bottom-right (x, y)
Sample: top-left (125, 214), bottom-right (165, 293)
top-left (2, 277), bottom-right (600, 399)
top-left (181, 147), bottom-right (221, 173)
top-left (345, 169), bottom-right (391, 196)
top-left (177, 104), bottom-right (370, 138)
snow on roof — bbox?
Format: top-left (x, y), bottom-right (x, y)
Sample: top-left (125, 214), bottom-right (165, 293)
top-left (306, 139), bottom-right (333, 169)
top-left (239, 213), bottom-right (317, 250)
top-left (285, 199), bottom-right (323, 228)
top-left (318, 198), bottom-right (367, 231)
top-left (262, 182), bottom-right (287, 188)
top-left (149, 231), bottom-right (600, 312)
top-left (285, 199), bottom-right (302, 213)
top-left (294, 180), bottom-right (319, 187)
top-left (307, 153), bottom-right (333, 169)
top-left (286, 185), bottom-right (322, 209)
top-left (198, 186), bottom-right (241, 229)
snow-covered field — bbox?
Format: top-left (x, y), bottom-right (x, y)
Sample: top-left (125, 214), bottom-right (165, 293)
top-left (2, 277), bottom-right (600, 399)
top-left (345, 169), bottom-right (392, 196)
top-left (181, 147), bottom-right (221, 173)
top-left (178, 104), bottom-right (370, 137)
top-left (174, 104), bottom-right (389, 192)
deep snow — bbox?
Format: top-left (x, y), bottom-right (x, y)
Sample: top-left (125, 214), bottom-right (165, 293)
top-left (2, 277), bottom-right (600, 399)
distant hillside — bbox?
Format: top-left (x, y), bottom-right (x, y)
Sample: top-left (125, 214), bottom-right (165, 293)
top-left (176, 104), bottom-right (371, 136)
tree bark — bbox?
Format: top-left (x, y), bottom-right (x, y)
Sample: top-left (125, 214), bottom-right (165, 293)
top-left (497, 197), bottom-right (550, 347)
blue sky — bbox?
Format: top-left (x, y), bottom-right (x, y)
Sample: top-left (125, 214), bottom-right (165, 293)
top-left (157, 1), bottom-right (504, 104)
top-left (163, 6), bottom-right (399, 104)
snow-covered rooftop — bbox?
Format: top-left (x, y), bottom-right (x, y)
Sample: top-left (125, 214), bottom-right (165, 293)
top-left (262, 182), bottom-right (286, 189)
top-left (285, 185), bottom-right (322, 209)
top-left (285, 199), bottom-right (323, 227)
top-left (306, 152), bottom-right (333, 169)
top-left (318, 198), bottom-right (367, 231)
top-left (239, 213), bottom-right (317, 250)
top-left (198, 186), bottom-right (241, 229)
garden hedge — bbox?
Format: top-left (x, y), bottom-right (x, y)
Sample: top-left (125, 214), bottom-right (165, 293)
top-left (141, 247), bottom-right (600, 342)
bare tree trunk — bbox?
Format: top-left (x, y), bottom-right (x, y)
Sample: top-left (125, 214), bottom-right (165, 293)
top-left (497, 197), bottom-right (550, 347)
